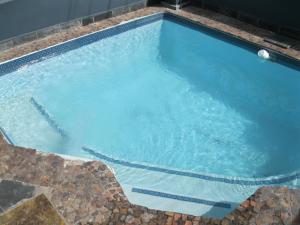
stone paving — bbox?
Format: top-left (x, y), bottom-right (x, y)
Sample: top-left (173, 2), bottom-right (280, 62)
top-left (0, 143), bottom-right (220, 225)
top-left (1, 4), bottom-right (300, 225)
top-left (0, 194), bottom-right (66, 225)
top-left (1, 142), bottom-right (300, 225)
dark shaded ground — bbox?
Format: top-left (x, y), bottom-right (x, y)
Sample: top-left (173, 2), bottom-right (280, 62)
top-left (0, 180), bottom-right (34, 212)
top-left (0, 194), bottom-right (66, 225)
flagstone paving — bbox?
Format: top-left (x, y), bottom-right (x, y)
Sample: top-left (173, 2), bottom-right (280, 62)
top-left (0, 142), bottom-right (300, 225)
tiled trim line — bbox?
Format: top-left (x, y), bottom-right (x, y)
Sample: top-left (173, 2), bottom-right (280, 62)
top-left (0, 13), bottom-right (163, 76)
top-left (1, 12), bottom-right (300, 77)
top-left (82, 146), bottom-right (300, 186)
top-left (30, 97), bottom-right (68, 138)
top-left (132, 187), bottom-right (231, 208)
top-left (0, 12), bottom-right (162, 66)
top-left (163, 13), bottom-right (300, 70)
top-left (0, 126), bottom-right (14, 145)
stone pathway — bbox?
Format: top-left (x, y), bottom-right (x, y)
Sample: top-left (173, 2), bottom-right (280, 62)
top-left (0, 142), bottom-right (300, 225)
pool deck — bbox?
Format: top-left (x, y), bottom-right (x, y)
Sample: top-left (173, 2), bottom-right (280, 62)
top-left (1, 142), bottom-right (300, 225)
top-left (1, 5), bottom-right (300, 225)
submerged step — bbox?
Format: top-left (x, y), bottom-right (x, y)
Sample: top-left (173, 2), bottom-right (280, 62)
top-left (81, 146), bottom-right (300, 186)
top-left (131, 187), bottom-right (231, 209)
top-left (122, 184), bottom-right (235, 218)
top-left (30, 97), bottom-right (68, 138)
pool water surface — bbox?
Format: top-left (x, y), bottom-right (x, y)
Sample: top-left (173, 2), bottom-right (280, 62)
top-left (0, 13), bottom-right (299, 217)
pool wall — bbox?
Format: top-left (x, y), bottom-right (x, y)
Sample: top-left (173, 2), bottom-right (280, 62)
top-left (0, 0), bottom-right (147, 49)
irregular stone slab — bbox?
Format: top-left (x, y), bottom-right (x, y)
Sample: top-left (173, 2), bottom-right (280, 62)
top-left (0, 179), bottom-right (52, 214)
top-left (1, 133), bottom-right (300, 225)
top-left (0, 194), bottom-right (65, 225)
top-left (0, 180), bottom-right (35, 212)
top-left (224, 186), bottom-right (300, 225)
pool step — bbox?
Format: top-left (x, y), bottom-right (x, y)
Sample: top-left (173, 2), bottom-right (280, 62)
top-left (123, 185), bottom-right (233, 218)
top-left (131, 187), bottom-right (231, 209)
top-left (30, 97), bottom-right (68, 138)
top-left (82, 146), bottom-right (300, 217)
top-left (81, 146), bottom-right (300, 186)
top-left (82, 146), bottom-right (246, 217)
top-left (0, 96), bottom-right (68, 151)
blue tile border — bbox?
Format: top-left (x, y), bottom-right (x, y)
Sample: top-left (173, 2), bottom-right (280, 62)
top-left (0, 13), bottom-right (164, 76)
top-left (30, 97), bottom-right (68, 138)
top-left (163, 12), bottom-right (300, 70)
top-left (0, 126), bottom-right (14, 145)
top-left (82, 146), bottom-right (300, 186)
top-left (131, 187), bottom-right (231, 209)
top-left (0, 11), bottom-right (299, 77)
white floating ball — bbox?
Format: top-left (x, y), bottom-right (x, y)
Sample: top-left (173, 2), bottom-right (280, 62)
top-left (258, 49), bottom-right (270, 60)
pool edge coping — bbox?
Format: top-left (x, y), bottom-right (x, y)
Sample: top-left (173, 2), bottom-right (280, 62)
top-left (0, 12), bottom-right (165, 66)
top-left (0, 10), bottom-right (300, 70)
top-left (0, 9), bottom-right (299, 187)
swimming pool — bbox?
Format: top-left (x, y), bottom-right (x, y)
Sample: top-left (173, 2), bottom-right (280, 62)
top-left (0, 12), bottom-right (300, 217)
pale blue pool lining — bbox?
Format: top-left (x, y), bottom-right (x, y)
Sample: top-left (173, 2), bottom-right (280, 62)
top-left (30, 97), bottom-right (68, 138)
top-left (0, 10), bottom-right (300, 210)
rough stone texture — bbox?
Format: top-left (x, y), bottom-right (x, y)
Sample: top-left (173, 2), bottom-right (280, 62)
top-left (0, 6), bottom-right (300, 63)
top-left (0, 142), bottom-right (300, 225)
top-left (0, 179), bottom-right (52, 213)
top-left (0, 143), bottom-right (222, 225)
top-left (0, 134), bottom-right (5, 145)
top-left (0, 180), bottom-right (35, 211)
top-left (224, 186), bottom-right (300, 225)
top-left (0, 194), bottom-right (66, 225)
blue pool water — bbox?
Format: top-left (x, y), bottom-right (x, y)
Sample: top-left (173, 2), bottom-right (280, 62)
top-left (0, 13), bottom-right (300, 216)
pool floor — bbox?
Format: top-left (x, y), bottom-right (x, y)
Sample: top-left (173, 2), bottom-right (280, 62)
top-left (0, 13), bottom-right (300, 216)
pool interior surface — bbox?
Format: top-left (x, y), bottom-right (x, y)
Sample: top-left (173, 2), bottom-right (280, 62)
top-left (0, 14), bottom-right (300, 217)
